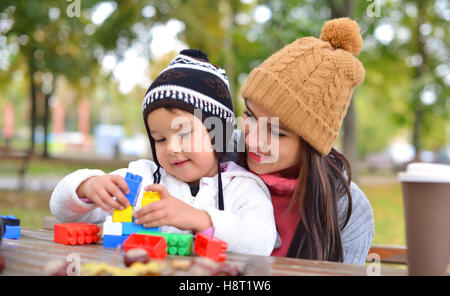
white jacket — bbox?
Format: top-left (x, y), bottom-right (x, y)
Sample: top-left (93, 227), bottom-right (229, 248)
top-left (50, 160), bottom-right (277, 256)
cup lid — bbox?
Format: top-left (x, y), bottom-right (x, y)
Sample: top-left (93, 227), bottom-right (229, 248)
top-left (398, 162), bottom-right (450, 183)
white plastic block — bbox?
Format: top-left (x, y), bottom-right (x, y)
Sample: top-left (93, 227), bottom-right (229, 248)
top-left (102, 216), bottom-right (123, 236)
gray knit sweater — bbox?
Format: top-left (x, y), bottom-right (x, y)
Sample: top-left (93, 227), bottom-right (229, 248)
top-left (339, 182), bottom-right (375, 264)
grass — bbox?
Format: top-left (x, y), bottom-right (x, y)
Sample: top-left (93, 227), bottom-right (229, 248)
top-left (0, 190), bottom-right (52, 229)
top-left (360, 182), bottom-right (406, 246)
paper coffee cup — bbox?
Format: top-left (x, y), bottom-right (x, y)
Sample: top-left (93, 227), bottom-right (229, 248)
top-left (398, 163), bottom-right (450, 276)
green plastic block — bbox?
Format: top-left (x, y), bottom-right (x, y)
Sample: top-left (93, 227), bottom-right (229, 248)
top-left (137, 231), bottom-right (193, 256)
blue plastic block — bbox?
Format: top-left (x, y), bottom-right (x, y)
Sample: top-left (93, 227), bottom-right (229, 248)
top-left (122, 222), bottom-right (159, 235)
top-left (103, 234), bottom-right (129, 248)
top-left (4, 225), bottom-right (20, 239)
top-left (124, 172), bottom-right (143, 206)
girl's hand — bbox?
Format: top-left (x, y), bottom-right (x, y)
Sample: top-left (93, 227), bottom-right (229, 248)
top-left (134, 184), bottom-right (212, 232)
top-left (76, 175), bottom-right (130, 213)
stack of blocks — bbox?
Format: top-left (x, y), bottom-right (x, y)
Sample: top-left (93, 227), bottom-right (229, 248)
top-left (103, 172), bottom-right (160, 249)
top-left (102, 172), bottom-right (224, 260)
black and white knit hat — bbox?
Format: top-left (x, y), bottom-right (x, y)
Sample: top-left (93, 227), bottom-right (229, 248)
top-left (142, 49), bottom-right (235, 210)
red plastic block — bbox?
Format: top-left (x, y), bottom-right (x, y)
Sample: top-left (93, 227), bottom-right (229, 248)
top-left (123, 234), bottom-right (167, 259)
top-left (194, 233), bottom-right (228, 262)
top-left (54, 223), bottom-right (100, 245)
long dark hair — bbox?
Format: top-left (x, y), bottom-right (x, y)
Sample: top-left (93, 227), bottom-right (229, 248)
top-left (286, 139), bottom-right (353, 262)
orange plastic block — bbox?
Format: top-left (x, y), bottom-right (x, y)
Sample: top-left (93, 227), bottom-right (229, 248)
top-left (194, 233), bottom-right (227, 262)
top-left (141, 191), bottom-right (161, 208)
top-left (54, 223), bottom-right (100, 245)
top-left (123, 233), bottom-right (167, 259)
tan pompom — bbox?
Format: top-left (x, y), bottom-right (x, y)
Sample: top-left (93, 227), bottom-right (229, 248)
top-left (319, 17), bottom-right (362, 56)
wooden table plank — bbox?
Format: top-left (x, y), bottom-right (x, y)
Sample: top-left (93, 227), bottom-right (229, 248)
top-left (1, 228), bottom-right (407, 276)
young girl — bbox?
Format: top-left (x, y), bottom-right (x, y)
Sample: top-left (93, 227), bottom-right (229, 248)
top-left (239, 18), bottom-right (374, 264)
top-left (50, 49), bottom-right (276, 256)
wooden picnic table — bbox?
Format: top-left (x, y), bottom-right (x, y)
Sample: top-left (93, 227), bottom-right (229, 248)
top-left (0, 228), bottom-right (406, 276)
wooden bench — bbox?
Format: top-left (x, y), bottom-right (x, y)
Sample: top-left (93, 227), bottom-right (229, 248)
top-left (368, 244), bottom-right (407, 264)
top-left (0, 147), bottom-right (32, 190)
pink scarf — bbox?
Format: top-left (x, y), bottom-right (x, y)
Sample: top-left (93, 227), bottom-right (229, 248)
top-left (255, 171), bottom-right (301, 257)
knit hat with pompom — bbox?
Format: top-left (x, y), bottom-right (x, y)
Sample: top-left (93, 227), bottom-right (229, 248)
top-left (241, 18), bottom-right (365, 155)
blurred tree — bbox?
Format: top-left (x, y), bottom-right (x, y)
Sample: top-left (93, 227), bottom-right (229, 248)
top-left (359, 0), bottom-right (449, 157)
top-left (0, 0), bottom-right (158, 157)
top-left (1, 0), bottom-right (447, 164)
top-left (0, 0), bottom-right (103, 156)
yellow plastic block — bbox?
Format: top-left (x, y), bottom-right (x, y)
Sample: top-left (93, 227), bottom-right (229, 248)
top-left (141, 191), bottom-right (161, 208)
top-left (112, 205), bottom-right (133, 222)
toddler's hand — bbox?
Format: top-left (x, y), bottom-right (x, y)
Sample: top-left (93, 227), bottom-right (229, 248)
top-left (134, 184), bottom-right (212, 232)
top-left (77, 175), bottom-right (130, 213)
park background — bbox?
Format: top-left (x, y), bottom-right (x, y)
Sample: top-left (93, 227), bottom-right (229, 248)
top-left (0, 0), bottom-right (449, 249)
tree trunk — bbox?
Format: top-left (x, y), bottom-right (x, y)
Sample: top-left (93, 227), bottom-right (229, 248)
top-left (28, 59), bottom-right (37, 155)
top-left (412, 107), bottom-right (423, 160)
top-left (221, 0), bottom-right (238, 113)
top-left (343, 97), bottom-right (357, 167)
top-left (411, 0), bottom-right (427, 159)
top-left (42, 77), bottom-right (56, 159)
top-left (42, 93), bottom-right (51, 158)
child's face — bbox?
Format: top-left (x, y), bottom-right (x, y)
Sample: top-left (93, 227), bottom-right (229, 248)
top-left (243, 100), bottom-right (302, 178)
top-left (147, 108), bottom-right (218, 185)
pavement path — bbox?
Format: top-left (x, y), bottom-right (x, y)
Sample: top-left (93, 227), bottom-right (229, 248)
top-left (0, 175), bottom-right (63, 191)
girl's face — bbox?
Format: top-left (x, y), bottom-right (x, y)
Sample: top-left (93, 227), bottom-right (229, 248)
top-left (243, 100), bottom-right (302, 177)
top-left (147, 108), bottom-right (218, 185)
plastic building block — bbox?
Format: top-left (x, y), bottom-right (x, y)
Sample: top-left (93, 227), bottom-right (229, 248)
top-left (138, 231), bottom-right (193, 256)
top-left (1, 215), bottom-right (21, 239)
top-left (1, 215), bottom-right (20, 226)
top-left (123, 234), bottom-right (167, 259)
top-left (0, 218), bottom-right (4, 243)
top-left (122, 222), bottom-right (159, 235)
top-left (54, 223), bottom-right (100, 245)
top-left (103, 234), bottom-right (129, 248)
top-left (112, 205), bottom-right (133, 223)
top-left (124, 172), bottom-right (143, 206)
top-left (194, 233), bottom-right (227, 262)
top-left (102, 216), bottom-right (123, 236)
top-left (141, 191), bottom-right (161, 208)
top-left (4, 225), bottom-right (21, 239)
